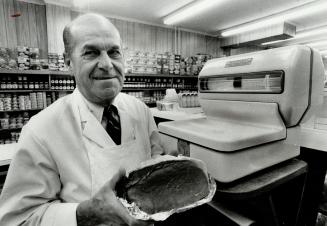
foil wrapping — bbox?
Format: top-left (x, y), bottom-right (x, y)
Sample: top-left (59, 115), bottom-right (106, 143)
top-left (118, 155), bottom-right (217, 221)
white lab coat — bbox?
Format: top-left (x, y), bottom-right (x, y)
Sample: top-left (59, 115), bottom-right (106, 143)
top-left (0, 89), bottom-right (160, 226)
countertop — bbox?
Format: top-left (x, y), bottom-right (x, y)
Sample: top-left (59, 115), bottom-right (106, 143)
top-left (150, 107), bottom-right (206, 121)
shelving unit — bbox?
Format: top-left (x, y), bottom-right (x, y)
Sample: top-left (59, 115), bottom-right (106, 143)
top-left (0, 69), bottom-right (74, 145)
top-left (0, 69), bottom-right (198, 144)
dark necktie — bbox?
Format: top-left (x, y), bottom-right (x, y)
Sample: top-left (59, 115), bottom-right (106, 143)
top-left (103, 105), bottom-right (121, 145)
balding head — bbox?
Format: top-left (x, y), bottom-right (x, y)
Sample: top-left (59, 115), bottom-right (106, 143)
top-left (63, 13), bottom-right (120, 63)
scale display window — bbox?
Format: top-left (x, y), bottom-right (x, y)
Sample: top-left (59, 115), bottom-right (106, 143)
top-left (199, 71), bottom-right (284, 93)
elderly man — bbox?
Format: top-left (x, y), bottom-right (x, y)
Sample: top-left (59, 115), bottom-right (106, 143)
top-left (0, 13), bottom-right (164, 226)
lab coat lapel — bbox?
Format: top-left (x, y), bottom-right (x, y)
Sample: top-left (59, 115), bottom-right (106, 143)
top-left (82, 115), bottom-right (114, 148)
top-left (78, 101), bottom-right (114, 148)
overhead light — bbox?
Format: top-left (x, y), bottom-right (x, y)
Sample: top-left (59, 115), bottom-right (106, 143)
top-left (221, 0), bottom-right (327, 37)
top-left (163, 0), bottom-right (224, 25)
top-left (262, 25), bottom-right (327, 46)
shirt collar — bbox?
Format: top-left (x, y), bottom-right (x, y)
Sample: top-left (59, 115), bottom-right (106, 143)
top-left (75, 88), bottom-right (121, 123)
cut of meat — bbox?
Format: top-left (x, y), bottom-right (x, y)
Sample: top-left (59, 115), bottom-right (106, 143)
top-left (116, 159), bottom-right (210, 214)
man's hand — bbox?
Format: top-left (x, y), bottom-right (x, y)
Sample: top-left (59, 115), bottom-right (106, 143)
top-left (76, 169), bottom-right (154, 226)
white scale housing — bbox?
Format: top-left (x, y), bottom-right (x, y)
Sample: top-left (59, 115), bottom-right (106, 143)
top-left (159, 45), bottom-right (325, 183)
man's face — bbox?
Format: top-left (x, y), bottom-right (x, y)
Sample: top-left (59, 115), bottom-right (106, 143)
top-left (69, 20), bottom-right (124, 106)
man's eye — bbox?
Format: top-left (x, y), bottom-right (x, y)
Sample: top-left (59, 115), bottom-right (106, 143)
top-left (84, 50), bottom-right (98, 56)
top-left (108, 50), bottom-right (122, 58)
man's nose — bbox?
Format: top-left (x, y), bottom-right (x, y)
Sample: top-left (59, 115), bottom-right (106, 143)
top-left (97, 52), bottom-right (113, 71)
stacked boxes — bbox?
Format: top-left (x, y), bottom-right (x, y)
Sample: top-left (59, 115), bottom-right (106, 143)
top-left (125, 50), bottom-right (211, 76)
top-left (0, 47), bottom-right (17, 70)
top-left (17, 46), bottom-right (41, 70)
top-left (40, 59), bottom-right (49, 70)
top-left (48, 53), bottom-right (59, 71)
top-left (156, 54), bottom-right (163, 74)
top-left (167, 53), bottom-right (181, 75)
top-left (48, 53), bottom-right (69, 71)
top-left (156, 52), bottom-right (178, 75)
top-left (29, 47), bottom-right (40, 70)
top-left (161, 54), bottom-right (168, 74)
top-left (125, 51), bottom-right (157, 74)
top-left (3, 46), bottom-right (212, 74)
top-left (0, 93), bottom-right (47, 111)
top-left (181, 54), bottom-right (212, 76)
top-left (58, 54), bottom-right (68, 71)
top-left (17, 46), bottom-right (30, 70)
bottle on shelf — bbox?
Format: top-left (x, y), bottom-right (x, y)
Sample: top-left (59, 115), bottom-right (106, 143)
top-left (17, 76), bottom-right (23, 90)
top-left (0, 76), bottom-right (6, 90)
top-left (23, 76), bottom-right (28, 90)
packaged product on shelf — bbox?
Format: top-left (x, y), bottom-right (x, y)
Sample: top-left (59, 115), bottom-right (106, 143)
top-left (58, 54), bottom-right (68, 71)
top-left (29, 47), bottom-right (39, 58)
top-left (46, 94), bottom-right (52, 107)
top-left (0, 94), bottom-right (4, 111)
top-left (1, 113), bottom-right (10, 129)
top-left (30, 59), bottom-right (41, 70)
top-left (29, 46), bottom-right (40, 70)
top-left (9, 117), bottom-right (17, 129)
top-left (16, 46), bottom-right (30, 70)
top-left (18, 95), bottom-right (25, 110)
top-left (30, 93), bottom-right (37, 109)
top-left (4, 94), bottom-right (12, 111)
top-left (12, 94), bottom-right (18, 111)
top-left (0, 47), bottom-right (17, 70)
top-left (40, 59), bottom-right (49, 70)
top-left (24, 95), bottom-right (31, 110)
top-left (23, 112), bottom-right (30, 125)
top-left (48, 53), bottom-right (59, 71)
top-left (16, 114), bottom-right (23, 128)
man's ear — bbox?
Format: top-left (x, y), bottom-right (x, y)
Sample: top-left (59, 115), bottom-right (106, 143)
top-left (63, 52), bottom-right (71, 66)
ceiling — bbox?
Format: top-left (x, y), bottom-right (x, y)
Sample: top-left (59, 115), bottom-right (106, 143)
top-left (40, 0), bottom-right (326, 34)
top-left (27, 0), bottom-right (327, 55)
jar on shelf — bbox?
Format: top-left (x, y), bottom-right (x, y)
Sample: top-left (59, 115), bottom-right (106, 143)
top-left (16, 114), bottom-right (23, 128)
top-left (12, 94), bottom-right (18, 110)
top-left (1, 113), bottom-right (10, 129)
top-left (34, 81), bottom-right (40, 90)
top-left (17, 76), bottom-right (23, 89)
top-left (23, 112), bottom-right (30, 125)
top-left (28, 81), bottom-right (35, 90)
top-left (12, 78), bottom-right (18, 89)
top-left (0, 76), bottom-right (7, 90)
top-left (4, 94), bottom-right (12, 111)
top-left (23, 76), bottom-right (28, 90)
top-left (6, 77), bottom-right (12, 89)
top-left (9, 117), bottom-right (17, 129)
top-left (0, 94), bottom-right (4, 111)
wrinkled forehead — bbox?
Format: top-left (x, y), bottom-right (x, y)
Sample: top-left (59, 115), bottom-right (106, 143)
top-left (70, 15), bottom-right (121, 48)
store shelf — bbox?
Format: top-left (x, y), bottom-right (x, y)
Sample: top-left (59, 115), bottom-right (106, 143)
top-left (126, 73), bottom-right (198, 78)
top-left (175, 88), bottom-right (198, 90)
top-left (123, 87), bottom-right (170, 91)
top-left (0, 89), bottom-right (75, 92)
top-left (49, 89), bottom-right (74, 92)
top-left (0, 69), bottom-right (70, 76)
top-left (0, 89), bottom-right (50, 93)
top-left (0, 69), bottom-right (198, 78)
top-left (123, 87), bottom-right (197, 90)
top-left (0, 109), bottom-right (43, 113)
top-left (0, 127), bottom-right (22, 132)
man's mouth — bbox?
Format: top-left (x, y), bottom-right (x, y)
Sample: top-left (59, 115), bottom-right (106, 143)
top-left (92, 76), bottom-right (116, 80)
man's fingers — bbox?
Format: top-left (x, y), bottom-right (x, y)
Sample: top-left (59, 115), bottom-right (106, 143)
top-left (111, 196), bottom-right (154, 226)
